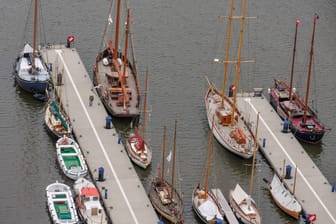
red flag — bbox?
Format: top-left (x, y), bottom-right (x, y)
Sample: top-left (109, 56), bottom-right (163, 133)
top-left (296, 19), bottom-right (301, 26)
top-left (308, 214), bottom-right (316, 222)
top-left (67, 35), bottom-right (75, 43)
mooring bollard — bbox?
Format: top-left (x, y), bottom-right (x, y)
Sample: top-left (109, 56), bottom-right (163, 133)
top-left (98, 167), bottom-right (104, 181)
top-left (105, 115), bottom-right (112, 129)
top-left (104, 188), bottom-right (108, 199)
top-left (262, 138), bottom-right (266, 148)
top-left (285, 165), bottom-right (292, 179)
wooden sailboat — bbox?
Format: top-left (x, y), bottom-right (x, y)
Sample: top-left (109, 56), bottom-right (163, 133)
top-left (263, 167), bottom-right (302, 219)
top-left (205, 0), bottom-right (255, 159)
top-left (192, 116), bottom-right (224, 223)
top-left (93, 0), bottom-right (140, 118)
top-left (229, 113), bottom-right (262, 224)
top-left (148, 122), bottom-right (184, 224)
top-left (44, 98), bottom-right (72, 138)
top-left (14, 0), bottom-right (50, 94)
top-left (125, 70), bottom-right (152, 169)
top-left (46, 181), bottom-right (79, 224)
top-left (269, 16), bottom-right (325, 144)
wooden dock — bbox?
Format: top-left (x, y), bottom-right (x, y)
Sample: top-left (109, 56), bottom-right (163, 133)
top-left (236, 93), bottom-right (336, 223)
top-left (211, 189), bottom-right (239, 224)
top-left (40, 44), bottom-right (159, 224)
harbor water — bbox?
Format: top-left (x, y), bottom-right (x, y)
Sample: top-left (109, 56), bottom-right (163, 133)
top-left (1, 0), bottom-right (336, 223)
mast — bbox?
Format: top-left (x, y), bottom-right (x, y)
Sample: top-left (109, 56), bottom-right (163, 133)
top-left (32, 0), bottom-right (38, 70)
top-left (114, 0), bottom-right (121, 59)
top-left (289, 19), bottom-right (301, 102)
top-left (170, 120), bottom-right (177, 200)
top-left (220, 0), bottom-right (235, 108)
top-left (205, 115), bottom-right (215, 199)
top-left (249, 112), bottom-right (259, 196)
top-left (303, 14), bottom-right (318, 122)
top-left (231, 0), bottom-right (247, 125)
top-left (141, 70), bottom-right (149, 149)
top-left (121, 8), bottom-right (130, 108)
top-left (160, 126), bottom-right (166, 182)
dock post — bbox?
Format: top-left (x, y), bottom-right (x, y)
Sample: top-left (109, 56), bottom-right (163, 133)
top-left (105, 116), bottom-right (112, 129)
top-left (262, 138), bottom-right (266, 148)
top-left (104, 188), bottom-right (108, 199)
top-left (285, 165), bottom-right (292, 179)
top-left (332, 183), bottom-right (335, 192)
top-left (98, 167), bottom-right (105, 181)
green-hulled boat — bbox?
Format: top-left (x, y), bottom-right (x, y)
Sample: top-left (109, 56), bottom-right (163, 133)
top-left (56, 136), bottom-right (88, 180)
top-left (46, 181), bottom-right (79, 224)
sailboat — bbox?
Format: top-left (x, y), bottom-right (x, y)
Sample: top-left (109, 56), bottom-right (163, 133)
top-left (228, 113), bottom-right (262, 224)
top-left (192, 116), bottom-right (224, 223)
top-left (125, 70), bottom-right (152, 169)
top-left (269, 16), bottom-right (325, 144)
top-left (204, 0), bottom-right (255, 159)
top-left (14, 0), bottom-right (50, 94)
top-left (263, 171), bottom-right (302, 219)
top-left (149, 122), bottom-right (184, 224)
top-left (93, 0), bottom-right (140, 118)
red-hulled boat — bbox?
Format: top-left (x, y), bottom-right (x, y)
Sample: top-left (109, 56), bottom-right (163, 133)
top-left (269, 16), bottom-right (325, 144)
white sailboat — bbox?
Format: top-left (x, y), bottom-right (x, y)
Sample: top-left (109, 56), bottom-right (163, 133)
top-left (192, 116), bottom-right (224, 223)
top-left (229, 113), bottom-right (262, 224)
top-left (205, 0), bottom-right (255, 159)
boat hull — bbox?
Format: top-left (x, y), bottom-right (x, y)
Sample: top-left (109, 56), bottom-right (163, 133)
top-left (44, 100), bottom-right (72, 139)
top-left (93, 49), bottom-right (140, 118)
top-left (56, 136), bottom-right (88, 180)
top-left (46, 182), bottom-right (79, 224)
top-left (73, 178), bottom-right (108, 224)
top-left (192, 186), bottom-right (223, 223)
top-left (289, 121), bottom-right (324, 144)
top-left (14, 44), bottom-right (50, 94)
top-left (205, 87), bottom-right (254, 159)
top-left (125, 134), bottom-right (152, 169)
top-left (266, 174), bottom-right (302, 219)
top-left (148, 177), bottom-right (184, 223)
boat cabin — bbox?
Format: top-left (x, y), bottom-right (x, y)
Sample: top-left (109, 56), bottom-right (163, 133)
top-left (80, 187), bottom-right (103, 216)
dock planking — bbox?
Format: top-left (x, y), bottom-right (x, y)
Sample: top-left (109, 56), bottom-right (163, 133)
top-left (40, 44), bottom-right (159, 224)
top-left (236, 93), bottom-right (336, 223)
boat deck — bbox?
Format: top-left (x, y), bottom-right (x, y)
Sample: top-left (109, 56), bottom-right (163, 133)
top-left (236, 93), bottom-right (336, 223)
top-left (40, 44), bottom-right (159, 224)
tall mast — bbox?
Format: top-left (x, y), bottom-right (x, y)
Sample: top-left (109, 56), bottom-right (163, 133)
top-left (121, 8), bottom-right (130, 108)
top-left (170, 120), bottom-right (177, 200)
top-left (160, 126), bottom-right (166, 182)
top-left (231, 0), bottom-right (247, 125)
top-left (303, 14), bottom-right (318, 122)
top-left (220, 0), bottom-right (235, 108)
top-left (32, 0), bottom-right (38, 70)
top-left (205, 115), bottom-right (215, 199)
top-left (249, 112), bottom-right (259, 196)
top-left (141, 70), bottom-right (149, 140)
top-left (114, 0), bottom-right (121, 60)
top-left (289, 19), bottom-right (300, 102)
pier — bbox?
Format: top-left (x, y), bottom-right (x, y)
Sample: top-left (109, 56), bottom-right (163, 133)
top-left (236, 92), bottom-right (336, 223)
top-left (211, 189), bottom-right (239, 224)
top-left (40, 44), bottom-right (159, 224)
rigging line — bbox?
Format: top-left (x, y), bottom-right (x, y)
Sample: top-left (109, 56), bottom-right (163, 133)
top-left (98, 0), bottom-right (114, 55)
top-left (21, 0), bottom-right (34, 47)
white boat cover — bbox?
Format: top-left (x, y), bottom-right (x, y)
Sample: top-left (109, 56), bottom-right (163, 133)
top-left (231, 183), bottom-right (249, 205)
top-left (198, 199), bottom-right (223, 221)
top-left (20, 43), bottom-right (34, 55)
top-left (270, 174), bottom-right (302, 212)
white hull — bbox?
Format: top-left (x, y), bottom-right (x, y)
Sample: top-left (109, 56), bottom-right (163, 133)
top-left (46, 181), bottom-right (79, 224)
top-left (125, 134), bottom-right (152, 169)
top-left (205, 88), bottom-right (254, 159)
top-left (73, 178), bottom-right (108, 224)
top-left (229, 184), bottom-right (261, 224)
top-left (267, 174), bottom-right (302, 219)
top-left (56, 136), bottom-right (88, 180)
